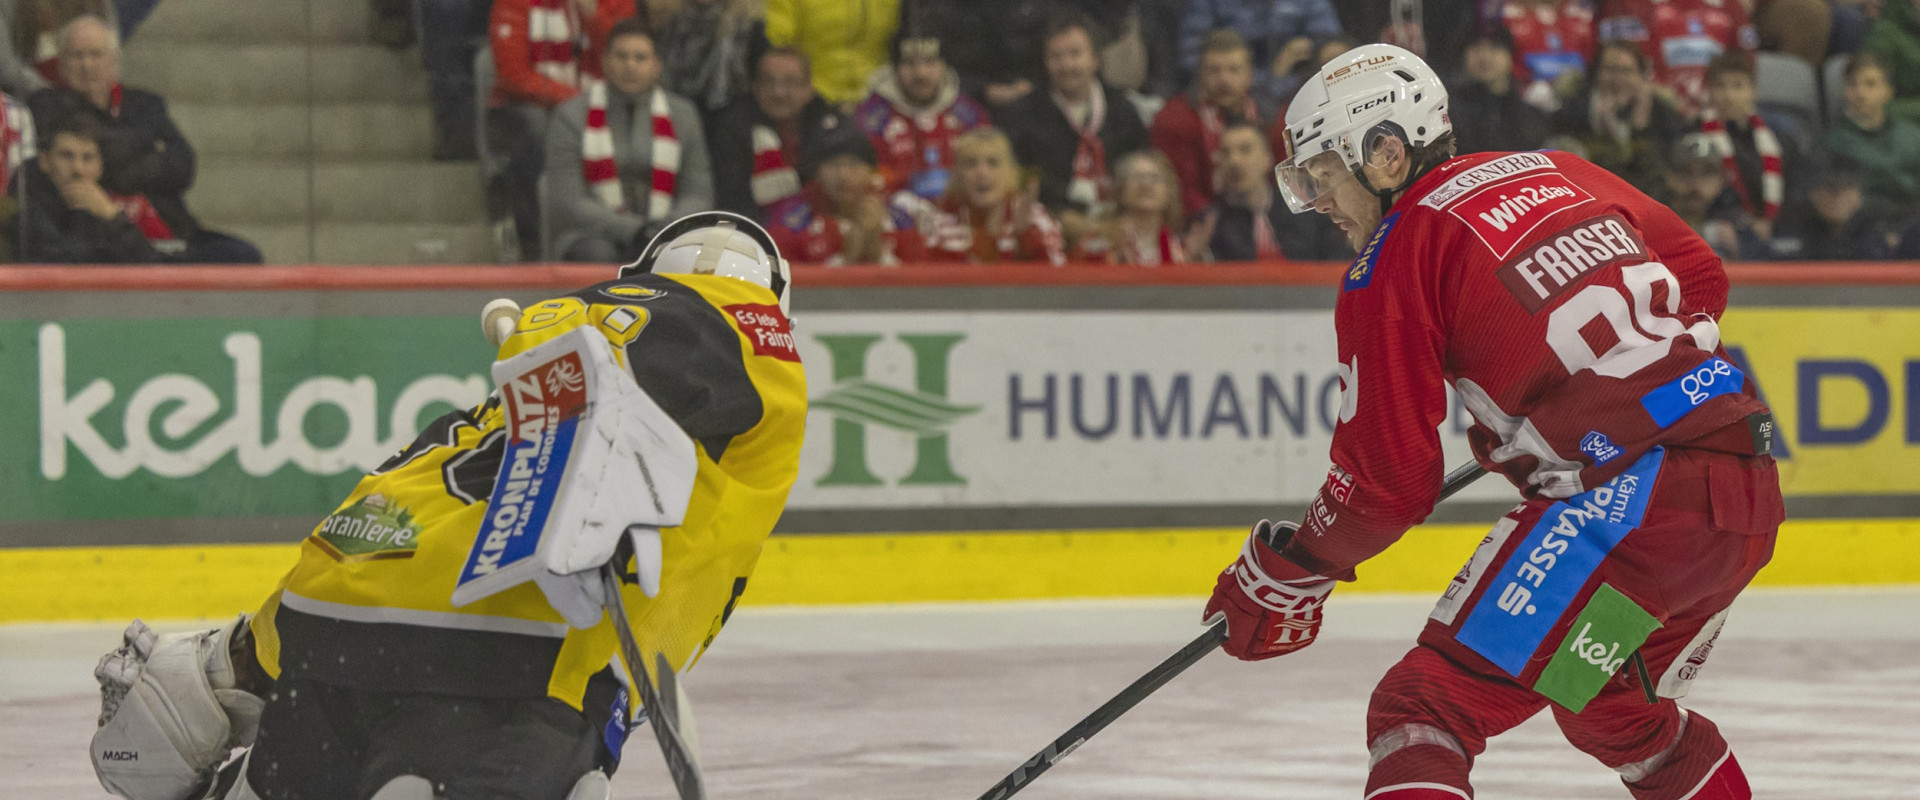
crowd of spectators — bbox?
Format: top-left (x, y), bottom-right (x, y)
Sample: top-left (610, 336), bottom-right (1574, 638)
top-left (7, 0), bottom-right (1920, 265)
top-left (1, 10), bottom-right (259, 262)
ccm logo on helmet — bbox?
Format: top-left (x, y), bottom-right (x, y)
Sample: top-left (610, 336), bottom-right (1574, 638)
top-left (1348, 92), bottom-right (1394, 118)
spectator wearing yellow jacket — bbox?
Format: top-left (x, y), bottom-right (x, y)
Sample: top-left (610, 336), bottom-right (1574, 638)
top-left (765, 0), bottom-right (897, 105)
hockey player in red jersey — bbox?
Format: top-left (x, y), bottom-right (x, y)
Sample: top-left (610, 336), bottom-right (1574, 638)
top-left (1202, 44), bottom-right (1781, 799)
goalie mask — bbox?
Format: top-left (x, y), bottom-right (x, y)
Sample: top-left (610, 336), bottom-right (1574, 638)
top-left (1274, 43), bottom-right (1450, 214)
top-left (620, 211), bottom-right (792, 316)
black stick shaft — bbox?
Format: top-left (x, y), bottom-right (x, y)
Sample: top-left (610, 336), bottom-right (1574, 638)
top-left (974, 462), bottom-right (1489, 800)
top-left (602, 564), bottom-right (707, 800)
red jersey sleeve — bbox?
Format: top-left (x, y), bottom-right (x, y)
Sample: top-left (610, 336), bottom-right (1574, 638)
top-left (489, 0), bottom-right (581, 107)
top-left (1279, 213), bottom-right (1452, 580)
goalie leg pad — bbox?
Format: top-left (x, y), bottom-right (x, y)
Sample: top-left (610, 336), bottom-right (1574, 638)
top-left (92, 617), bottom-right (264, 800)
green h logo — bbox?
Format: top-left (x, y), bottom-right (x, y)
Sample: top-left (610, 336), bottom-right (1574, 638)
top-left (811, 333), bottom-right (980, 487)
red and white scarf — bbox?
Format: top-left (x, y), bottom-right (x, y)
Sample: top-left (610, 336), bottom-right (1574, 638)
top-left (582, 83), bottom-right (680, 220)
top-left (1, 93), bottom-right (33, 191)
top-left (1113, 222), bottom-right (1184, 266)
top-left (1250, 191), bottom-right (1280, 258)
top-left (1699, 111), bottom-right (1783, 220)
top-left (1198, 96), bottom-right (1261, 160)
top-left (110, 193), bottom-right (175, 241)
top-left (1058, 86), bottom-right (1109, 209)
top-left (528, 0), bottom-right (582, 86)
top-left (749, 124), bottom-right (801, 209)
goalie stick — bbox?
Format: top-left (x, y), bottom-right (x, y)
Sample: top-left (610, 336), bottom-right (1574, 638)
top-left (974, 461), bottom-right (1490, 800)
top-left (601, 562), bottom-right (706, 800)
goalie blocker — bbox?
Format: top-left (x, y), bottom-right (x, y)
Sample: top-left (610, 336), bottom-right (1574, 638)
top-left (90, 213), bottom-right (808, 800)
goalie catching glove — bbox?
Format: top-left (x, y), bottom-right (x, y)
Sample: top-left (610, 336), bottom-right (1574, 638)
top-left (91, 616), bottom-right (264, 800)
top-left (1203, 520), bottom-right (1337, 661)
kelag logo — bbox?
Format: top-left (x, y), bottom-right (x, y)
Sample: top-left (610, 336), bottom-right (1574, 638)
top-left (809, 333), bottom-right (980, 487)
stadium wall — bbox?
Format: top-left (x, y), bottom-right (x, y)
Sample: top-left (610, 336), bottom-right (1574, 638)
top-left (3, 263), bottom-right (1917, 622)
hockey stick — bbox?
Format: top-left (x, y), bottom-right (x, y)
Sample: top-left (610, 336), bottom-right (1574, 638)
top-left (974, 461), bottom-right (1490, 800)
top-left (601, 563), bottom-right (706, 800)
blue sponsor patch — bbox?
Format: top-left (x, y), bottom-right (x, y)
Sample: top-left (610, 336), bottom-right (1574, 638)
top-left (1579, 431), bottom-right (1622, 465)
top-left (1454, 448), bottom-right (1665, 677)
top-left (455, 418), bottom-right (579, 588)
top-left (604, 687), bottom-right (630, 765)
top-left (1343, 212), bottom-right (1400, 292)
top-left (1640, 357), bottom-right (1744, 428)
top-left (455, 351), bottom-right (591, 593)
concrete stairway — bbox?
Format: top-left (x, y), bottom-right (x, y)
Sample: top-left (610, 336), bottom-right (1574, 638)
top-left (122, 0), bottom-right (494, 264)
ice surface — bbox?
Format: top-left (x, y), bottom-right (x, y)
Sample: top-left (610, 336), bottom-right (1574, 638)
top-left (5, 588), bottom-right (1918, 798)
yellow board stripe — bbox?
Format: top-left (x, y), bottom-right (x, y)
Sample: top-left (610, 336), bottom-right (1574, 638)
top-left (3, 520), bottom-right (1916, 623)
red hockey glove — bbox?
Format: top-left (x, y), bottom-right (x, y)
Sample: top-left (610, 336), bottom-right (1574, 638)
top-left (1203, 520), bottom-right (1337, 661)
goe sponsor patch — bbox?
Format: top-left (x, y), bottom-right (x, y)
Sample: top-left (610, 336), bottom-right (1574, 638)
top-left (1640, 357), bottom-right (1745, 428)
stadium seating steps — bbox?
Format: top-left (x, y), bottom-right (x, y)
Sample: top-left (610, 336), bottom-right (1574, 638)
top-left (125, 0), bottom-right (494, 264)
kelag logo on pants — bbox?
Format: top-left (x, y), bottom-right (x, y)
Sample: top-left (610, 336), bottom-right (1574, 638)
top-left (808, 333), bottom-right (980, 487)
top-left (1534, 584), bottom-right (1662, 712)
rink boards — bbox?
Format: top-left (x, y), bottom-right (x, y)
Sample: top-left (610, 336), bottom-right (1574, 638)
top-left (1, 264), bottom-right (1916, 621)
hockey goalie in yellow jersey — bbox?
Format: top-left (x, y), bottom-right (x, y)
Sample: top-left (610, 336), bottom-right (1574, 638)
top-left (87, 212), bottom-right (808, 800)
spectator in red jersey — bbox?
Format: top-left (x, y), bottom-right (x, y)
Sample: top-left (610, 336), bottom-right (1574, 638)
top-left (1500, 0), bottom-right (1597, 109)
top-left (1597, 0), bottom-right (1757, 116)
top-left (709, 47), bottom-right (835, 223)
top-left (1071, 149), bottom-right (1185, 265)
top-left (999, 11), bottom-right (1149, 238)
top-left (1697, 48), bottom-right (1808, 234)
top-left (853, 34), bottom-right (991, 204)
top-left (485, 0), bottom-right (638, 258)
top-left (1450, 25), bottom-right (1555, 155)
top-left (19, 114), bottom-right (255, 262)
top-left (922, 128), bottom-right (1065, 264)
top-left (767, 113), bottom-right (928, 266)
top-left (1553, 38), bottom-right (1689, 196)
top-left (1151, 29), bottom-right (1276, 218)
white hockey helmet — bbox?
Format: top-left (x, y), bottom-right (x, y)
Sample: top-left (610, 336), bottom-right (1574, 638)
top-left (620, 211), bottom-right (792, 315)
top-left (1274, 43), bottom-right (1450, 213)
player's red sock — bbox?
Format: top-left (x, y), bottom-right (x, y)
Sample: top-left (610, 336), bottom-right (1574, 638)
top-left (1623, 712), bottom-right (1751, 800)
top-left (1366, 741), bottom-right (1472, 799)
